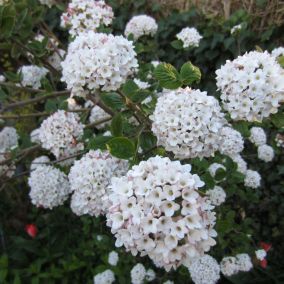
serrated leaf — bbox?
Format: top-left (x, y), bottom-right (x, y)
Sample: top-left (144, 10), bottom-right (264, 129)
top-left (122, 80), bottom-right (139, 97)
top-left (180, 61), bottom-right (201, 85)
top-left (87, 136), bottom-right (112, 150)
top-left (170, 39), bottom-right (183, 50)
top-left (271, 112), bottom-right (284, 128)
top-left (154, 63), bottom-right (181, 89)
top-left (107, 137), bottom-right (135, 159)
top-left (100, 92), bottom-right (124, 110)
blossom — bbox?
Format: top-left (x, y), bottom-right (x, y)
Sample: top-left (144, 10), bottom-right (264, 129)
top-left (134, 78), bottom-right (150, 90)
top-left (220, 256), bottom-right (239, 276)
top-left (61, 0), bottom-right (114, 36)
top-left (231, 24), bottom-right (242, 34)
top-left (130, 263), bottom-right (146, 284)
top-left (249, 127), bottom-right (267, 146)
top-left (0, 127), bottom-right (18, 151)
top-left (125, 15), bottom-right (158, 40)
top-left (47, 49), bottom-right (66, 71)
top-left (108, 251), bottom-right (119, 266)
top-left (176, 27), bottom-right (202, 48)
top-left (30, 156), bottom-right (50, 171)
top-left (206, 186), bottom-right (226, 206)
top-left (257, 144), bottom-right (274, 162)
top-left (145, 269), bottom-right (156, 281)
top-left (25, 224), bottom-right (38, 238)
top-left (38, 110), bottom-right (84, 163)
top-left (188, 255), bottom-right (220, 284)
top-left (218, 127), bottom-right (244, 156)
top-left (18, 65), bottom-right (48, 89)
top-left (0, 74), bottom-right (5, 82)
top-left (244, 170), bottom-right (261, 189)
top-left (93, 269), bottom-right (115, 284)
top-left (151, 88), bottom-right (226, 159)
top-left (68, 150), bottom-right (128, 216)
top-left (271, 47), bottom-right (284, 59)
top-left (106, 156), bottom-right (217, 271)
top-left (216, 51), bottom-right (284, 122)
top-left (208, 163), bottom-right (226, 178)
top-left (61, 32), bottom-right (138, 97)
top-left (87, 104), bottom-right (111, 129)
top-left (28, 165), bottom-right (71, 209)
top-left (231, 154), bottom-right (247, 174)
top-left (235, 253), bottom-right (253, 272)
top-left (255, 249), bottom-right (267, 261)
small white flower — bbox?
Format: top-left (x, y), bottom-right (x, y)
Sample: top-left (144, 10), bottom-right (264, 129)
top-left (108, 251), bottom-right (119, 266)
top-left (206, 186), bottom-right (226, 206)
top-left (257, 144), bottom-right (274, 162)
top-left (244, 170), bottom-right (261, 189)
top-left (176, 27), bottom-right (202, 48)
top-left (93, 269), bottom-right (115, 284)
top-left (18, 65), bottom-right (48, 89)
top-left (249, 127), bottom-right (267, 146)
top-left (130, 263), bottom-right (146, 284)
top-left (255, 249), bottom-right (267, 261)
top-left (231, 24), bottom-right (242, 34)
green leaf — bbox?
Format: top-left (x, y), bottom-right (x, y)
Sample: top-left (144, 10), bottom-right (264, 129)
top-left (100, 92), bottom-right (124, 111)
top-left (3, 71), bottom-right (20, 83)
top-left (111, 113), bottom-right (123, 137)
top-left (170, 39), bottom-right (183, 50)
top-left (278, 55), bottom-right (284, 68)
top-left (154, 63), bottom-right (182, 90)
top-left (271, 112), bottom-right (284, 128)
top-left (122, 80), bottom-right (139, 97)
top-left (44, 99), bottom-right (58, 112)
top-left (233, 121), bottom-right (250, 138)
top-left (180, 61), bottom-right (201, 85)
top-left (139, 132), bottom-right (157, 151)
top-left (107, 137), bottom-right (135, 159)
top-left (87, 135), bottom-right (112, 151)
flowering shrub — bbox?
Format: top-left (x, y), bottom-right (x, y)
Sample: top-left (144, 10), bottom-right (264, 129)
top-left (0, 0), bottom-right (284, 283)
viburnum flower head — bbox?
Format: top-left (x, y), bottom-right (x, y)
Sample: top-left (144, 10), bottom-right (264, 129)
top-left (231, 154), bottom-right (247, 174)
top-left (108, 251), bottom-right (119, 266)
top-left (0, 127), bottom-right (18, 151)
top-left (255, 249), bottom-right (267, 261)
top-left (61, 32), bottom-right (138, 97)
top-left (257, 144), bottom-right (274, 162)
top-left (176, 27), bottom-right (202, 48)
top-left (206, 186), bottom-right (226, 206)
top-left (125, 15), bottom-right (158, 40)
top-left (249, 127), bottom-right (267, 146)
top-left (18, 65), bottom-right (48, 89)
top-left (244, 170), bottom-right (261, 189)
top-left (28, 165), bottom-right (71, 209)
top-left (93, 269), bottom-right (115, 284)
top-left (61, 0), bottom-right (114, 36)
top-left (130, 263), bottom-right (146, 284)
top-left (271, 47), bottom-right (284, 59)
top-left (106, 156), bottom-right (217, 271)
top-left (151, 88), bottom-right (226, 159)
top-left (218, 127), bottom-right (244, 156)
top-left (68, 150), bottom-right (128, 216)
top-left (216, 51), bottom-right (284, 122)
top-left (188, 255), bottom-right (220, 284)
top-left (208, 163), bottom-right (226, 178)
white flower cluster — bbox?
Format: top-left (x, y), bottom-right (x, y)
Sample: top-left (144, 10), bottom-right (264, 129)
top-left (108, 251), bottom-right (119, 266)
top-left (249, 127), bottom-right (267, 146)
top-left (130, 263), bottom-right (155, 284)
top-left (176, 27), bottom-right (202, 48)
top-left (218, 127), bottom-right (244, 156)
top-left (208, 163), bottom-right (226, 178)
top-left (61, 0), bottom-right (114, 36)
top-left (93, 269), bottom-right (115, 284)
top-left (275, 133), bottom-right (284, 148)
top-left (255, 249), bottom-right (266, 261)
top-left (220, 254), bottom-right (253, 276)
top-left (106, 156), bottom-right (217, 271)
top-left (88, 105), bottom-right (111, 129)
top-left (38, 110), bottom-right (84, 162)
top-left (0, 127), bottom-right (18, 178)
top-left (38, 0), bottom-right (55, 7)
top-left (151, 88), bottom-right (226, 159)
top-left (134, 78), bottom-right (150, 90)
top-left (271, 47), bottom-right (284, 59)
top-left (188, 255), bottom-right (220, 284)
top-left (244, 169), bottom-right (261, 189)
top-left (47, 49), bottom-right (66, 71)
top-left (231, 154), bottom-right (247, 174)
top-left (257, 144), bottom-right (274, 162)
top-left (0, 75), bottom-right (5, 82)
top-left (61, 32), bottom-right (138, 97)
top-left (206, 186), bottom-right (226, 206)
top-left (30, 156), bottom-right (50, 171)
top-left (18, 65), bottom-right (48, 89)
top-left (216, 51), bottom-right (284, 122)
top-left (125, 15), bottom-right (158, 40)
top-left (230, 24), bottom-right (242, 34)
top-left (68, 150), bottom-right (128, 216)
top-left (28, 165), bottom-right (71, 209)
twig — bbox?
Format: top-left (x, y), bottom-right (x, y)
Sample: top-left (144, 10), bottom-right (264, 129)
top-left (86, 93), bottom-right (115, 116)
top-left (86, 117), bottom-right (112, 128)
top-left (0, 82), bottom-right (47, 94)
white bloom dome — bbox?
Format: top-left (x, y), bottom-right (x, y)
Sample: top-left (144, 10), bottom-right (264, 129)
top-left (18, 65), bottom-right (48, 89)
top-left (61, 32), bottom-right (138, 97)
top-left (231, 154), bottom-right (247, 174)
top-left (244, 170), bottom-right (261, 188)
top-left (235, 253), bottom-right (253, 272)
top-left (188, 255), bottom-right (220, 284)
top-left (61, 0), bottom-right (114, 36)
top-left (220, 256), bottom-right (238, 276)
top-left (176, 27), bottom-right (202, 48)
top-left (93, 269), bottom-right (115, 284)
top-left (0, 127), bottom-right (18, 151)
top-left (28, 165), bottom-right (71, 209)
top-left (257, 144), bottom-right (274, 162)
top-left (31, 156), bottom-right (50, 171)
top-left (206, 186), bottom-right (226, 206)
top-left (106, 156), bottom-right (217, 271)
top-left (271, 47), bottom-right (284, 59)
top-left (68, 150), bottom-right (128, 217)
top-left (108, 251), bottom-right (119, 266)
top-left (125, 15), bottom-right (158, 40)
top-left (130, 263), bottom-right (146, 284)
top-left (249, 127), bottom-right (267, 146)
top-left (208, 163), bottom-right (226, 178)
top-left (218, 127), bottom-right (244, 156)
top-left (38, 110), bottom-right (84, 161)
top-left (216, 51), bottom-right (284, 122)
top-left (151, 88), bottom-right (226, 159)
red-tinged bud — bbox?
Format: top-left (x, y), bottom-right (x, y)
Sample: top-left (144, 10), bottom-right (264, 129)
top-left (260, 242), bottom-right (272, 252)
top-left (260, 259), bottom-right (267, 269)
top-left (25, 224), bottom-right (38, 238)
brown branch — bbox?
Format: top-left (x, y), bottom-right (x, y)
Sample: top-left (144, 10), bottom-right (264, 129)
top-left (86, 117), bottom-right (112, 128)
top-left (0, 82), bottom-right (47, 94)
top-left (86, 93), bottom-right (115, 116)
